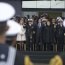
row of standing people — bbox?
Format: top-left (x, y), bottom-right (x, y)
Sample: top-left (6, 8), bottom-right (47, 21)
top-left (16, 16), bottom-right (65, 52)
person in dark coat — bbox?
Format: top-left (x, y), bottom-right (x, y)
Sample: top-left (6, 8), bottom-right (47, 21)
top-left (36, 19), bottom-right (43, 51)
top-left (26, 19), bottom-right (37, 51)
top-left (51, 18), bottom-right (56, 51)
top-left (55, 18), bottom-right (64, 52)
top-left (32, 21), bottom-right (37, 51)
top-left (42, 19), bottom-right (55, 51)
top-left (41, 17), bottom-right (47, 51)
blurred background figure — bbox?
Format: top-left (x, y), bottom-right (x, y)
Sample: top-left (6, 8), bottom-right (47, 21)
top-left (42, 16), bottom-right (47, 51)
top-left (46, 20), bottom-right (55, 51)
top-left (51, 18), bottom-right (56, 51)
top-left (55, 17), bottom-right (64, 52)
top-left (16, 17), bottom-right (26, 51)
top-left (26, 19), bottom-right (36, 51)
top-left (36, 18), bottom-right (43, 51)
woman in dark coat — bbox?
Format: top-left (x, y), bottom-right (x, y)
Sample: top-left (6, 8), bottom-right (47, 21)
top-left (42, 21), bottom-right (55, 51)
top-left (36, 19), bottom-right (43, 51)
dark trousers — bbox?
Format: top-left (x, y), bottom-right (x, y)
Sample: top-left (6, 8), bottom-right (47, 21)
top-left (43, 43), bottom-right (46, 51)
top-left (57, 44), bottom-right (63, 52)
top-left (36, 43), bottom-right (43, 51)
top-left (26, 41), bottom-right (33, 51)
top-left (57, 38), bottom-right (64, 52)
top-left (33, 44), bottom-right (36, 51)
top-left (47, 43), bottom-right (53, 51)
top-left (26, 44), bottom-right (34, 51)
top-left (26, 42), bottom-right (30, 51)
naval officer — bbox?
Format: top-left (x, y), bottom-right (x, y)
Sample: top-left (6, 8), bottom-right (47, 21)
top-left (0, 2), bottom-right (33, 65)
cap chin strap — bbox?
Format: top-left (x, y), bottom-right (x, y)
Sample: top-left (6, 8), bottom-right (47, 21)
top-left (0, 46), bottom-right (16, 65)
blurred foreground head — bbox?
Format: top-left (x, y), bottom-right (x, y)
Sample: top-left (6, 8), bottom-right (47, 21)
top-left (0, 2), bottom-right (14, 35)
top-left (0, 2), bottom-right (21, 36)
top-left (0, 2), bottom-right (21, 44)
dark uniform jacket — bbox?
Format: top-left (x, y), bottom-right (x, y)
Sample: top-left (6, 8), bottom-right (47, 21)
top-left (36, 23), bottom-right (43, 44)
top-left (26, 23), bottom-right (37, 44)
top-left (42, 25), bottom-right (55, 43)
top-left (0, 44), bottom-right (24, 65)
top-left (55, 25), bottom-right (64, 39)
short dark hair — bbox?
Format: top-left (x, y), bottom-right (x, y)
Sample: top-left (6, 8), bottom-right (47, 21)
top-left (0, 22), bottom-right (7, 35)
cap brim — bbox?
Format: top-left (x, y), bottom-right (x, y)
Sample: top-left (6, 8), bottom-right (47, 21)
top-left (0, 2), bottom-right (15, 21)
top-left (6, 20), bottom-right (21, 36)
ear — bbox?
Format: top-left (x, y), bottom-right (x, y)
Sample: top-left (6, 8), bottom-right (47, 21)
top-left (5, 26), bottom-right (9, 32)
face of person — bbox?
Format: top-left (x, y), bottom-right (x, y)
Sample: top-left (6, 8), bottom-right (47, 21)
top-left (29, 21), bottom-right (32, 24)
top-left (28, 21), bottom-right (33, 26)
top-left (52, 19), bottom-right (56, 23)
top-left (38, 19), bottom-right (41, 23)
top-left (47, 21), bottom-right (50, 26)
top-left (20, 18), bottom-right (24, 25)
top-left (42, 17), bottom-right (47, 22)
top-left (19, 21), bottom-right (22, 25)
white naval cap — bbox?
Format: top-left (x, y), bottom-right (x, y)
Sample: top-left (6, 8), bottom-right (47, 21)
top-left (0, 2), bottom-right (15, 21)
top-left (6, 20), bottom-right (21, 36)
top-left (57, 17), bottom-right (61, 20)
top-left (0, 2), bottom-right (21, 36)
top-left (28, 19), bottom-right (33, 21)
top-left (57, 17), bottom-right (63, 22)
top-left (58, 18), bottom-right (63, 22)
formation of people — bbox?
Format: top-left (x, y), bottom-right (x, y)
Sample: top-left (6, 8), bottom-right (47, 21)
top-left (12, 14), bottom-right (65, 52)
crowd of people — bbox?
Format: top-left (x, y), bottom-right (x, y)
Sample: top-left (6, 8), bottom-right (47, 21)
top-left (10, 14), bottom-right (65, 52)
